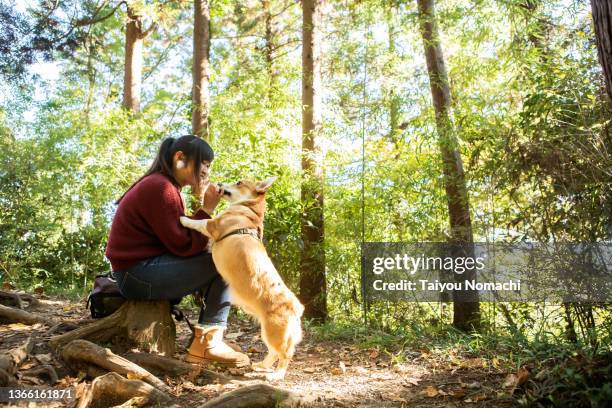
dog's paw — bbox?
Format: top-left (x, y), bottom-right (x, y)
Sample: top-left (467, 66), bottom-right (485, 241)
top-left (179, 216), bottom-right (191, 227)
top-left (265, 370), bottom-right (286, 382)
top-left (252, 362), bottom-right (274, 372)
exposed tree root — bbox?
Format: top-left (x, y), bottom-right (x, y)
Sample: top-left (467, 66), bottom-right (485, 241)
top-left (49, 300), bottom-right (176, 356)
top-left (0, 336), bottom-right (33, 386)
top-left (76, 372), bottom-right (172, 408)
top-left (46, 320), bottom-right (81, 336)
top-left (61, 340), bottom-right (171, 393)
top-left (122, 351), bottom-right (193, 377)
top-left (199, 383), bottom-right (314, 408)
top-left (18, 293), bottom-right (41, 308)
top-left (198, 368), bottom-right (233, 385)
top-left (0, 291), bottom-right (42, 309)
top-left (20, 364), bottom-right (59, 384)
top-left (0, 303), bottom-right (57, 326)
top-left (0, 368), bottom-right (16, 386)
top-left (0, 290), bottom-right (23, 308)
top-left (121, 351), bottom-right (232, 384)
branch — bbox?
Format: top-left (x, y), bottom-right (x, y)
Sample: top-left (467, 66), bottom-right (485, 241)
top-left (139, 22), bottom-right (158, 39)
top-left (213, 34), bottom-right (265, 40)
top-left (272, 38), bottom-right (300, 52)
top-left (143, 37), bottom-right (180, 81)
top-left (271, 0), bottom-right (299, 19)
top-left (75, 1), bottom-right (127, 27)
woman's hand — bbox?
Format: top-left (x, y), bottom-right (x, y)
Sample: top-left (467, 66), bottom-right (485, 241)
top-left (195, 179), bottom-right (224, 215)
top-left (202, 183), bottom-right (224, 215)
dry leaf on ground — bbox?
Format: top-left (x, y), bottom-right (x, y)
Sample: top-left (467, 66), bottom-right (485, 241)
top-left (517, 366), bottom-right (530, 386)
top-left (422, 385), bottom-right (439, 397)
top-left (503, 366), bottom-right (530, 389)
top-left (224, 332), bottom-right (243, 340)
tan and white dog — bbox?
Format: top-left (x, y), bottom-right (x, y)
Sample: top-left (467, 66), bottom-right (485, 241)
top-left (180, 177), bottom-right (304, 381)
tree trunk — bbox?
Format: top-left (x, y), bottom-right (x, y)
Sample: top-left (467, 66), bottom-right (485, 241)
top-left (590, 0), bottom-right (612, 99)
top-left (192, 0), bottom-right (211, 140)
top-left (123, 6), bottom-right (143, 112)
top-left (416, 0), bottom-right (480, 331)
top-left (299, 0), bottom-right (327, 321)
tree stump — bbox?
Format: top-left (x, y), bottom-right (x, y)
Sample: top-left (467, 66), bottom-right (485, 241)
top-left (49, 301), bottom-right (176, 356)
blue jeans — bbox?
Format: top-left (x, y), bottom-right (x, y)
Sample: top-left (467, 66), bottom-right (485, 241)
top-left (113, 252), bottom-right (230, 327)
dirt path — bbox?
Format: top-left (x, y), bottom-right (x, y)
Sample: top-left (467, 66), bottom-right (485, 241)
top-left (0, 296), bottom-right (519, 407)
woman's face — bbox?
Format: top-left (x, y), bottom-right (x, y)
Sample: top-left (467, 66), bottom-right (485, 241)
top-left (173, 151), bottom-right (212, 188)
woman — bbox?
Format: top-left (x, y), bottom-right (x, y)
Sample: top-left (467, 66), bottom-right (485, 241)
top-left (105, 135), bottom-right (249, 367)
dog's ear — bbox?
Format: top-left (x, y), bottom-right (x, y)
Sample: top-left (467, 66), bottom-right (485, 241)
top-left (256, 176), bottom-right (278, 193)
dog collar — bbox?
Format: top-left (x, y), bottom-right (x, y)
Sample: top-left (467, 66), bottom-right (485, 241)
top-left (217, 227), bottom-right (262, 242)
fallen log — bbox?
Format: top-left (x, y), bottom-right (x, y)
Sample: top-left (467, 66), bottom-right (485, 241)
top-left (199, 383), bottom-right (313, 408)
top-left (61, 340), bottom-right (171, 393)
top-left (76, 372), bottom-right (172, 408)
top-left (0, 304), bottom-right (57, 326)
top-left (49, 301), bottom-right (176, 356)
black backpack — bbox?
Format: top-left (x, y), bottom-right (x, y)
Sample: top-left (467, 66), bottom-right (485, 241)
top-left (86, 272), bottom-right (126, 318)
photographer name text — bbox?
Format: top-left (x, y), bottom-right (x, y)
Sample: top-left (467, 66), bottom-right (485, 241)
top-left (372, 279), bottom-right (521, 292)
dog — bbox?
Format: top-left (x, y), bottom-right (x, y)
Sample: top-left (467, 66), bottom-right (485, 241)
top-left (180, 177), bottom-right (304, 381)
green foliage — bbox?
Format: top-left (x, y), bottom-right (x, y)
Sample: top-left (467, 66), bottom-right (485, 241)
top-left (0, 3), bottom-right (610, 389)
top-left (0, 105), bottom-right (156, 292)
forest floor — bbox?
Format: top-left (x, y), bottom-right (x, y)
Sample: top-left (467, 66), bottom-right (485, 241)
top-left (0, 294), bottom-right (524, 407)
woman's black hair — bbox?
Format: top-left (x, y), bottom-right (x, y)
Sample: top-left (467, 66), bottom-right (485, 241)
top-left (116, 135), bottom-right (214, 204)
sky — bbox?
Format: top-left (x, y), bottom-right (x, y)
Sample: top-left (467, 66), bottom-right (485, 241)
top-left (15, 0), bottom-right (60, 82)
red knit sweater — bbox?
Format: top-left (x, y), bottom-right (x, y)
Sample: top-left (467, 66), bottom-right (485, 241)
top-left (105, 172), bottom-right (210, 271)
